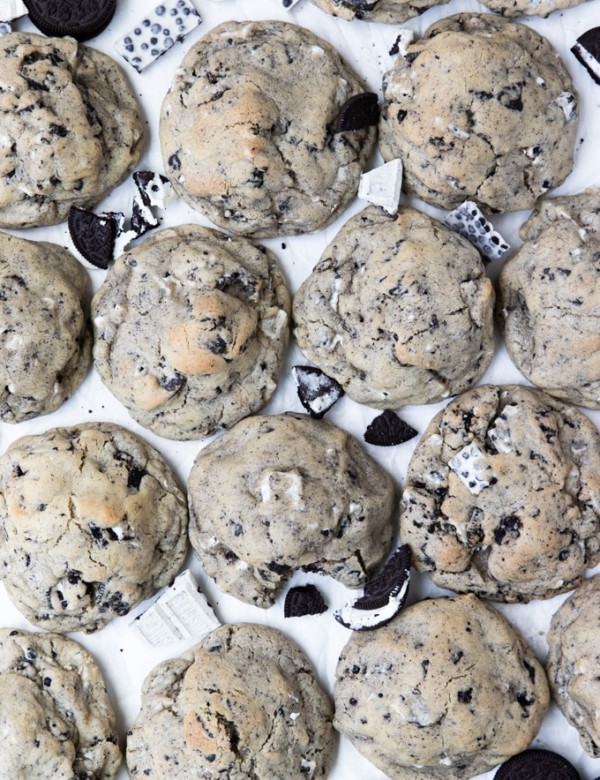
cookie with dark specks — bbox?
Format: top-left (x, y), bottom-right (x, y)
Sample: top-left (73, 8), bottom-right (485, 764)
top-left (311, 0), bottom-right (449, 22)
top-left (400, 384), bottom-right (600, 602)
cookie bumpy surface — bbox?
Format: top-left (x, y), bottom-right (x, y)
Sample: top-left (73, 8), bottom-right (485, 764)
top-left (0, 423), bottom-right (188, 633)
top-left (188, 413), bottom-right (395, 607)
top-left (310, 0), bottom-right (449, 23)
top-left (0, 628), bottom-right (121, 779)
top-left (293, 206), bottom-right (494, 408)
top-left (92, 225), bottom-right (290, 440)
top-left (160, 20), bottom-right (376, 238)
top-left (400, 384), bottom-right (600, 601)
top-left (0, 32), bottom-right (143, 228)
top-left (334, 595), bottom-right (549, 780)
top-left (380, 14), bottom-right (578, 212)
top-left (126, 623), bottom-right (335, 779)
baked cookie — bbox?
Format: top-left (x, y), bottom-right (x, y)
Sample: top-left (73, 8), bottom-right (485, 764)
top-left (92, 225), bottom-right (290, 440)
top-left (126, 623), bottom-right (335, 779)
top-left (0, 628), bottom-right (121, 778)
top-left (310, 0), bottom-right (448, 22)
top-left (188, 412), bottom-right (395, 607)
top-left (547, 575), bottom-right (600, 758)
top-left (480, 0), bottom-right (592, 16)
top-left (400, 384), bottom-right (600, 602)
top-left (380, 14), bottom-right (578, 212)
top-left (0, 32), bottom-right (143, 228)
top-left (498, 189), bottom-right (600, 409)
top-left (293, 206), bottom-right (494, 408)
top-left (0, 423), bottom-right (188, 633)
top-left (160, 20), bottom-right (376, 238)
top-left (334, 594), bottom-right (549, 780)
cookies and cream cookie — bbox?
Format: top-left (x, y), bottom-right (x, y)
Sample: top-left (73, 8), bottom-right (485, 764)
top-left (380, 14), bottom-right (578, 212)
top-left (92, 224), bottom-right (291, 440)
top-left (0, 423), bottom-right (188, 633)
top-left (498, 189), bottom-right (600, 409)
top-left (334, 594), bottom-right (549, 779)
top-left (310, 0), bottom-right (448, 22)
top-left (480, 0), bottom-right (592, 16)
top-left (293, 206), bottom-right (494, 408)
top-left (0, 32), bottom-right (143, 228)
top-left (188, 412), bottom-right (395, 607)
top-left (400, 384), bottom-right (600, 602)
top-left (126, 623), bottom-right (335, 779)
top-left (160, 20), bottom-right (376, 237)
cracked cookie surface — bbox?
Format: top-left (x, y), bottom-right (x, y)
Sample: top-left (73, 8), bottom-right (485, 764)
top-left (160, 20), bottom-right (376, 238)
top-left (400, 384), bottom-right (600, 601)
top-left (310, 0), bottom-right (449, 22)
top-left (480, 0), bottom-right (592, 16)
top-left (0, 32), bottom-right (143, 228)
top-left (0, 422), bottom-right (188, 633)
top-left (293, 206), bottom-right (494, 408)
top-left (188, 412), bottom-right (395, 607)
top-left (334, 594), bottom-right (549, 780)
top-left (0, 231), bottom-right (91, 422)
top-left (379, 14), bottom-right (578, 212)
top-left (498, 189), bottom-right (600, 409)
top-left (0, 628), bottom-right (121, 779)
top-left (126, 623), bottom-right (335, 779)
top-left (92, 224), bottom-right (290, 440)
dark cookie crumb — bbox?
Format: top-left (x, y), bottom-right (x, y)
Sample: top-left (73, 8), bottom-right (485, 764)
top-left (364, 410), bottom-right (417, 447)
top-left (284, 584), bottom-right (328, 618)
top-left (335, 93), bottom-right (380, 132)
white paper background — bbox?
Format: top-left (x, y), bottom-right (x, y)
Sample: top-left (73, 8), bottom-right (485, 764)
top-left (1, 0), bottom-right (600, 777)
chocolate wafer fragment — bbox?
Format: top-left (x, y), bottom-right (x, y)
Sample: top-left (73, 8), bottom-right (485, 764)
top-left (24, 0), bottom-right (117, 41)
top-left (292, 365), bottom-right (344, 418)
top-left (364, 410), bottom-right (417, 447)
top-left (68, 207), bottom-right (119, 270)
top-left (495, 748), bottom-right (580, 780)
top-left (571, 28), bottom-right (600, 86)
top-left (335, 93), bottom-right (379, 132)
top-left (284, 584), bottom-right (328, 618)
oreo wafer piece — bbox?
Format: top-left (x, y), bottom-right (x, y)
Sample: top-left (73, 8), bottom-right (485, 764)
top-left (24, 0), bottom-right (117, 42)
top-left (284, 584), bottom-right (328, 618)
top-left (335, 93), bottom-right (379, 132)
top-left (341, 0), bottom-right (380, 10)
top-left (571, 28), bottom-right (600, 86)
top-left (292, 366), bottom-right (344, 418)
top-left (495, 749), bottom-right (580, 779)
top-left (364, 410), bottom-right (417, 447)
top-left (68, 206), bottom-right (119, 270)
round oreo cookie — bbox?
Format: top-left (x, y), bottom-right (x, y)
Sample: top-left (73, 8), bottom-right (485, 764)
top-left (24, 0), bottom-right (117, 41)
top-left (495, 749), bottom-right (580, 780)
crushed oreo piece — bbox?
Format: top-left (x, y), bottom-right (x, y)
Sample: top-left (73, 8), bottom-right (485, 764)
top-left (292, 366), bottom-right (344, 418)
top-left (0, 0), bottom-right (27, 21)
top-left (284, 584), bottom-right (328, 618)
top-left (552, 91), bottom-right (577, 121)
top-left (68, 207), bottom-right (120, 270)
top-left (448, 443), bottom-right (496, 495)
top-left (389, 28), bottom-right (415, 57)
top-left (335, 545), bottom-right (411, 631)
top-left (495, 749), bottom-right (580, 780)
top-left (24, 0), bottom-right (117, 41)
top-left (443, 200), bottom-right (510, 263)
top-left (335, 93), bottom-right (379, 133)
top-left (358, 159), bottom-right (403, 215)
top-left (342, 0), bottom-right (379, 9)
top-left (364, 410), bottom-right (417, 447)
top-left (114, 0), bottom-right (202, 73)
top-left (571, 28), bottom-right (600, 86)
top-left (282, 0), bottom-right (303, 7)
top-left (133, 170), bottom-right (174, 210)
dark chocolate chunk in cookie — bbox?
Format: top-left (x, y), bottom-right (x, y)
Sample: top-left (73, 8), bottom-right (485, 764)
top-left (341, 0), bottom-right (379, 9)
top-left (292, 365), bottom-right (344, 418)
top-left (571, 28), bottom-right (600, 86)
top-left (364, 410), bottom-right (417, 446)
top-left (335, 93), bottom-right (380, 132)
top-left (24, 0), bottom-right (117, 42)
top-left (284, 584), bottom-right (328, 618)
top-left (68, 206), bottom-right (118, 270)
top-left (495, 749), bottom-right (580, 779)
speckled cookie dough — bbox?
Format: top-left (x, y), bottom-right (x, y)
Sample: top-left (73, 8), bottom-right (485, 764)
top-left (498, 189), bottom-right (600, 409)
top-left (0, 32), bottom-right (143, 228)
top-left (188, 412), bottom-right (395, 607)
top-left (480, 0), bottom-right (592, 16)
top-left (126, 623), bottom-right (335, 779)
top-left (0, 423), bottom-right (188, 633)
top-left (310, 0), bottom-right (448, 23)
top-left (0, 628), bottom-right (121, 779)
top-left (334, 594), bottom-right (549, 780)
top-left (293, 206), bottom-right (494, 409)
top-left (92, 224), bottom-right (291, 440)
top-left (400, 384), bottom-right (600, 602)
top-left (379, 14), bottom-right (578, 212)
top-left (0, 231), bottom-right (91, 422)
top-left (160, 20), bottom-right (376, 238)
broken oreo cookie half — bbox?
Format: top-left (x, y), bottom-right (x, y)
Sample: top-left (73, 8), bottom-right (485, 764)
top-left (284, 584), bottom-right (328, 618)
top-left (364, 410), bottom-right (417, 447)
top-left (24, 0), bottom-right (117, 41)
top-left (495, 749), bottom-right (580, 780)
top-left (443, 200), bottom-right (510, 263)
top-left (68, 207), bottom-right (121, 270)
top-left (335, 93), bottom-right (379, 132)
top-left (335, 545), bottom-right (411, 631)
top-left (292, 366), bottom-right (344, 418)
top-left (572, 28), bottom-right (600, 86)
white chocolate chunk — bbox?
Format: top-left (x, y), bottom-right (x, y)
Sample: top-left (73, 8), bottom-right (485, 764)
top-left (358, 159), bottom-right (403, 215)
top-left (0, 0), bottom-right (26, 21)
top-left (443, 200), bottom-right (510, 262)
top-left (448, 443), bottom-right (496, 495)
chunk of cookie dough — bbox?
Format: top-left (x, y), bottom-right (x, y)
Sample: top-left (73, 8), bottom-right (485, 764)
top-left (0, 32), bottom-right (143, 228)
top-left (400, 384), bottom-right (600, 602)
top-left (334, 594), bottom-right (549, 780)
top-left (126, 623), bottom-right (335, 779)
top-left (0, 628), bottom-right (121, 778)
top-left (547, 575), bottom-right (600, 757)
top-left (310, 0), bottom-right (448, 22)
top-left (498, 189), bottom-right (600, 409)
top-left (380, 14), bottom-right (578, 212)
top-left (188, 413), bottom-right (395, 607)
top-left (160, 20), bottom-right (376, 238)
top-left (0, 423), bottom-right (188, 633)
top-left (293, 206), bottom-right (494, 408)
top-left (92, 225), bottom-right (291, 440)
top-left (0, 231), bottom-right (91, 422)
